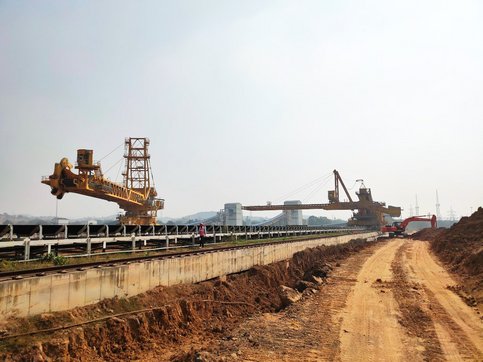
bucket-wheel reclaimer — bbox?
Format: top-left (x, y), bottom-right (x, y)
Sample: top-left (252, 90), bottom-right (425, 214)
top-left (41, 137), bottom-right (164, 225)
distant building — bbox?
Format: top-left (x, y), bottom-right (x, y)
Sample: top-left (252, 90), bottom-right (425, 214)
top-left (284, 200), bottom-right (303, 225)
top-left (224, 203), bottom-right (243, 226)
top-left (54, 217), bottom-right (69, 225)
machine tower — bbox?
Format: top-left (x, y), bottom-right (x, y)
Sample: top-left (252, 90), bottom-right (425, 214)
top-left (123, 138), bottom-right (152, 196)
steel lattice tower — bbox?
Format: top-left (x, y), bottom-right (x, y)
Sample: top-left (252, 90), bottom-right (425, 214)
top-left (435, 190), bottom-right (442, 220)
top-left (123, 137), bottom-right (152, 197)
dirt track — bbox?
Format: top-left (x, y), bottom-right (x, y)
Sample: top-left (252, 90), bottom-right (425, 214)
top-left (339, 239), bottom-right (417, 361)
top-left (209, 239), bottom-right (483, 361)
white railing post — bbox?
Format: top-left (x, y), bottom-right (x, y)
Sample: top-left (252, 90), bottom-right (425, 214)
top-left (24, 238), bottom-right (30, 261)
top-left (165, 225), bottom-right (169, 249)
top-left (131, 233), bottom-right (136, 250)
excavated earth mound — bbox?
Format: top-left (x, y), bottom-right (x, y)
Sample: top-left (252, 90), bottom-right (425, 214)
top-left (411, 227), bottom-right (445, 241)
top-left (413, 207), bottom-right (483, 311)
top-left (0, 238), bottom-right (372, 361)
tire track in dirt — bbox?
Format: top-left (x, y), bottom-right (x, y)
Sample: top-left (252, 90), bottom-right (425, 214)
top-left (424, 286), bottom-right (481, 360)
top-left (391, 242), bottom-right (444, 361)
top-left (338, 239), bottom-right (421, 362)
top-left (404, 240), bottom-right (483, 360)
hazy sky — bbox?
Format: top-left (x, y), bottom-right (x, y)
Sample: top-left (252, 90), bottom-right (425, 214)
top-left (1, 1), bottom-right (482, 221)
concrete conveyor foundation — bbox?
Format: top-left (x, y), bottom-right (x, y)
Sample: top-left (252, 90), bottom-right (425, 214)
top-left (0, 232), bottom-right (377, 321)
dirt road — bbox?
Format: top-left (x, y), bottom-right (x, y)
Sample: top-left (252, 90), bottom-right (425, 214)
top-left (339, 239), bottom-right (420, 361)
top-left (212, 239), bottom-right (483, 361)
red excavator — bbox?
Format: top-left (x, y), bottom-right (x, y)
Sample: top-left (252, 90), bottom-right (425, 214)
top-left (381, 215), bottom-right (437, 237)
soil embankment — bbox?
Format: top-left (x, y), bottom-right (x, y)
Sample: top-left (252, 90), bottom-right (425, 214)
top-left (0, 239), bottom-right (372, 361)
top-left (413, 207), bottom-right (483, 311)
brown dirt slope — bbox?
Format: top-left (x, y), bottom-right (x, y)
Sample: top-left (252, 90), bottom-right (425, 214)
top-left (413, 207), bottom-right (483, 310)
top-left (411, 227), bottom-right (445, 241)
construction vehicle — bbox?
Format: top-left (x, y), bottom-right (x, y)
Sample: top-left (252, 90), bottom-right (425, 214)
top-left (381, 214), bottom-right (437, 237)
top-left (243, 170), bottom-right (401, 229)
top-left (41, 138), bottom-right (164, 225)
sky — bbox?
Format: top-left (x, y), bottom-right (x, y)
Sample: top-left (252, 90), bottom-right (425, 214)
top-left (0, 1), bottom-right (482, 221)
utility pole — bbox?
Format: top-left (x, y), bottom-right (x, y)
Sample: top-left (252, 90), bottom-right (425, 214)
top-left (448, 206), bottom-right (456, 221)
top-left (435, 190), bottom-right (442, 220)
top-left (415, 194), bottom-right (420, 216)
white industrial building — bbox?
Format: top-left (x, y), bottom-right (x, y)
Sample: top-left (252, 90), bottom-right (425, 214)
top-left (284, 200), bottom-right (303, 225)
top-left (224, 203), bottom-right (243, 226)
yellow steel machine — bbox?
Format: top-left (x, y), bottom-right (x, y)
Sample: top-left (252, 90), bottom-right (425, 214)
top-left (243, 170), bottom-right (401, 229)
top-left (41, 138), bottom-right (164, 225)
